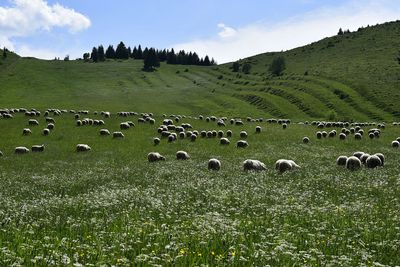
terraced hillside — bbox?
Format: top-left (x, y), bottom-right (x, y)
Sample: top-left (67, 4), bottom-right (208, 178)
top-left (1, 20), bottom-right (400, 121)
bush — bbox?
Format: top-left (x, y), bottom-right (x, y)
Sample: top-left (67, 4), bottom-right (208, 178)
top-left (269, 56), bottom-right (285, 76)
top-left (242, 63), bottom-right (252, 74)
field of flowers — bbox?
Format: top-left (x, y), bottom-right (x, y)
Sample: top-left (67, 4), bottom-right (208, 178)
top-left (0, 113), bottom-right (399, 266)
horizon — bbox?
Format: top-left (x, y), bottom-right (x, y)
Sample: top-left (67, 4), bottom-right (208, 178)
top-left (0, 0), bottom-right (399, 63)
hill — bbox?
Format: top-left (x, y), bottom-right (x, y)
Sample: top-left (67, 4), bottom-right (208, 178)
top-left (1, 21), bottom-right (400, 121)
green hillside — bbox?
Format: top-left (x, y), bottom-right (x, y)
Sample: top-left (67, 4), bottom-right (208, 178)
top-left (1, 21), bottom-right (400, 121)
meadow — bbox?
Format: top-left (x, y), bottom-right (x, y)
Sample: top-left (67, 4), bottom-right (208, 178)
top-left (0, 111), bottom-right (399, 266)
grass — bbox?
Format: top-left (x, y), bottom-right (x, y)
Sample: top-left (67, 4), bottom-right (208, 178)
top-left (0, 112), bottom-right (400, 266)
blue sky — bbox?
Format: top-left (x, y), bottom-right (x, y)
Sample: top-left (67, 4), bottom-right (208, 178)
top-left (0, 0), bottom-right (399, 63)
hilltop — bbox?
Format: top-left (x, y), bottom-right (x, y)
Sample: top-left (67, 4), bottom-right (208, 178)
top-left (1, 20), bottom-right (400, 121)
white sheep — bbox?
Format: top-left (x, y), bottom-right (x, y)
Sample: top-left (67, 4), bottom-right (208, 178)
top-left (374, 153), bottom-right (385, 166)
top-left (220, 137), bottom-right (230, 145)
top-left (345, 156), bottom-right (361, 170)
top-left (47, 123), bottom-right (55, 130)
top-left (120, 122), bottom-right (130, 130)
top-left (255, 126), bottom-right (262, 133)
top-left (76, 144), bottom-right (91, 152)
top-left (208, 158), bottom-right (221, 171)
top-left (42, 128), bottom-right (50, 136)
top-left (240, 131), bottom-right (248, 138)
top-left (22, 128), bottom-right (32, 135)
top-left (336, 156), bottom-right (348, 166)
top-left (391, 141), bottom-right (399, 148)
top-left (302, 137), bottom-right (310, 144)
top-left (366, 155), bottom-right (382, 168)
top-left (236, 140), bottom-right (249, 148)
top-left (190, 134), bottom-right (197, 142)
top-left (176, 150), bottom-right (190, 160)
top-left (113, 131), bottom-right (125, 138)
top-left (32, 144), bottom-right (45, 152)
top-left (275, 159), bottom-right (300, 173)
top-left (153, 137), bottom-right (161, 145)
top-left (243, 159), bottom-right (267, 171)
top-left (28, 119), bottom-right (39, 126)
top-left (15, 146), bottom-right (29, 154)
top-left (99, 129), bottom-right (111, 136)
top-left (148, 152), bottom-right (166, 162)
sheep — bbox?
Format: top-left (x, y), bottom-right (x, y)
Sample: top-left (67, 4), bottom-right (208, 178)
top-left (220, 137), bottom-right (230, 145)
top-left (217, 130), bottom-right (224, 138)
top-left (47, 123), bottom-right (55, 130)
top-left (345, 156), bottom-right (362, 170)
top-left (42, 128), bottom-right (50, 136)
top-left (365, 155), bottom-right (382, 168)
top-left (275, 159), bottom-right (300, 173)
top-left (374, 153), bottom-right (385, 166)
top-left (168, 134), bottom-right (176, 142)
top-left (339, 133), bottom-right (346, 140)
top-left (176, 150), bottom-right (190, 160)
top-left (190, 134), bottom-right (197, 142)
top-left (127, 121), bottom-right (135, 127)
top-left (226, 130), bottom-right (232, 137)
top-left (179, 132), bottom-right (185, 139)
top-left (391, 141), bottom-right (399, 148)
top-left (32, 144), bottom-right (45, 152)
top-left (316, 131), bottom-right (322, 139)
top-left (76, 144), bottom-right (91, 152)
top-left (0, 151), bottom-right (3, 156)
top-left (113, 131), bottom-right (125, 138)
top-left (255, 126), bottom-right (262, 133)
top-left (236, 140), bottom-right (249, 148)
top-left (45, 117), bottom-right (55, 123)
top-left (120, 122), bottom-right (130, 130)
top-left (208, 158), bottom-right (221, 171)
top-left (99, 129), bottom-right (111, 136)
top-left (336, 156), bottom-right (348, 166)
top-left (22, 128), bottom-right (32, 135)
top-left (74, 114), bottom-right (80, 119)
top-left (328, 130), bottom-right (336, 137)
top-left (28, 119), bottom-right (39, 126)
top-left (322, 131), bottom-right (328, 138)
top-left (243, 159), bottom-right (267, 171)
top-left (354, 133), bottom-right (362, 140)
top-left (206, 131), bottom-right (213, 138)
top-left (353, 151), bottom-right (365, 159)
top-left (217, 120), bottom-right (226, 127)
top-left (282, 123), bottom-right (287, 129)
top-left (15, 146), bottom-right (29, 154)
top-left (360, 153), bottom-right (370, 164)
top-left (200, 131), bottom-right (207, 138)
top-left (153, 137), bottom-right (161, 145)
top-left (240, 131), bottom-right (248, 138)
top-left (302, 137), bottom-right (310, 144)
top-left (148, 152), bottom-right (166, 162)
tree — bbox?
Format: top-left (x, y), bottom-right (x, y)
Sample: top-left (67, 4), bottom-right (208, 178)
top-left (63, 55), bottom-right (70, 61)
top-left (167, 48), bottom-right (177, 64)
top-left (137, 45), bottom-right (143, 59)
top-left (105, 45), bottom-right (116, 59)
top-left (83, 53), bottom-right (90, 61)
top-left (203, 55), bottom-right (211, 66)
top-left (115, 41), bottom-right (129, 59)
top-left (143, 48), bottom-right (160, 71)
top-left (232, 61), bottom-right (240, 72)
top-left (338, 28), bottom-right (344, 35)
top-left (90, 47), bottom-right (98, 62)
top-left (2, 47), bottom-right (6, 59)
top-left (269, 56), bottom-right (286, 76)
top-left (97, 45), bottom-right (105, 61)
top-left (242, 63), bottom-right (252, 74)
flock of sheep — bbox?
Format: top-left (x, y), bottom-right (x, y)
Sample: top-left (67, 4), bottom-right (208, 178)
top-left (0, 108), bottom-right (397, 173)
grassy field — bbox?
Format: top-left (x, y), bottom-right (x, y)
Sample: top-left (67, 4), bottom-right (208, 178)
top-left (0, 112), bottom-right (399, 266)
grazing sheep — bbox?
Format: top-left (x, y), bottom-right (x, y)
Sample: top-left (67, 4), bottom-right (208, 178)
top-left (322, 131), bottom-right (328, 138)
top-left (168, 134), bottom-right (176, 142)
top-left (127, 121), bottom-right (135, 127)
top-left (147, 152), bottom-right (165, 162)
top-left (391, 141), bottom-right (399, 148)
top-left (217, 120), bottom-right (226, 127)
top-left (76, 144), bottom-right (91, 152)
top-left (336, 156), bottom-right (348, 166)
top-left (354, 133), bottom-right (362, 140)
top-left (275, 159), bottom-right (300, 173)
top-left (339, 133), bottom-right (346, 140)
top-left (99, 129), bottom-right (111, 136)
top-left (217, 130), bottom-right (224, 138)
top-left (206, 131), bottom-right (213, 138)
top-left (42, 128), bottom-right (50, 136)
top-left (236, 140), bottom-right (249, 148)
top-left (243, 159), bottom-right (267, 171)
top-left (47, 123), bottom-right (55, 130)
top-left (353, 151), bottom-right (365, 159)
top-left (22, 128), bottom-right (32, 135)
top-left (208, 158), bottom-right (221, 171)
top-left (360, 153), bottom-right (370, 164)
top-left (302, 137), bottom-right (310, 144)
top-left (374, 153), bottom-right (385, 166)
top-left (153, 137), bottom-right (161, 145)
top-left (113, 131), bottom-right (125, 138)
top-left (176, 150), bottom-right (190, 160)
top-left (366, 155), bottom-right (382, 168)
top-left (28, 119), bottom-right (39, 126)
top-left (220, 137), bottom-right (230, 145)
top-left (32, 144), bottom-right (45, 152)
top-left (45, 117), bottom-right (55, 123)
top-left (240, 131), bottom-right (248, 138)
top-left (0, 151), bottom-right (3, 156)
top-left (226, 130), bottom-right (232, 137)
top-left (120, 122), bottom-right (130, 130)
top-left (345, 156), bottom-right (362, 170)
top-left (255, 126), bottom-right (262, 133)
top-left (75, 114), bottom-right (80, 119)
top-left (212, 130), bottom-right (217, 137)
top-left (282, 123), bottom-right (287, 129)
top-left (15, 146), bottom-right (29, 154)
top-left (316, 131), bottom-right (322, 139)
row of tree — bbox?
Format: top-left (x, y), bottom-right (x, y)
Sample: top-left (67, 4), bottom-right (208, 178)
top-left (231, 55), bottom-right (286, 76)
top-left (84, 41), bottom-right (215, 67)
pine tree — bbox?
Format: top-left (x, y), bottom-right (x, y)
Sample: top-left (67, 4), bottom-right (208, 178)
top-left (232, 61), bottom-right (240, 72)
top-left (143, 47), bottom-right (149, 60)
top-left (116, 41), bottom-right (129, 59)
top-left (127, 47), bottom-right (132, 58)
top-left (167, 48), bottom-right (177, 64)
top-left (242, 63), bottom-right (252, 74)
top-left (90, 47), bottom-right (98, 62)
top-left (143, 48), bottom-right (160, 71)
top-left (97, 45), bottom-right (105, 61)
top-left (338, 28), bottom-right (344, 35)
top-left (269, 56), bottom-right (286, 76)
top-left (105, 45), bottom-right (116, 59)
top-left (132, 46), bottom-right (138, 59)
top-left (2, 47), bottom-right (6, 59)
top-left (137, 45), bottom-right (143, 59)
top-left (203, 56), bottom-right (211, 66)
top-left (83, 53), bottom-right (90, 61)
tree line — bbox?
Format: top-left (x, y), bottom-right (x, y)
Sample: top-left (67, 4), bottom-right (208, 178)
top-left (84, 41), bottom-right (215, 67)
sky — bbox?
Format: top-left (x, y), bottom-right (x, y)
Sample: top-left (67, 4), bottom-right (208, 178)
top-left (0, 0), bottom-right (399, 63)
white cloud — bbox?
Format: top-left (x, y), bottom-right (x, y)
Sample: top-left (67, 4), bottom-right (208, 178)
top-left (172, 0), bottom-right (400, 64)
top-left (0, 0), bottom-right (90, 58)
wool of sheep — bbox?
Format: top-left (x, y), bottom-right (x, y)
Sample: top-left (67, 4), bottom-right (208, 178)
top-left (32, 144), bottom-right (45, 152)
top-left (336, 156), bottom-right (348, 166)
top-left (236, 140), bottom-right (249, 148)
top-left (220, 137), bottom-right (230, 145)
top-left (365, 155), bottom-right (382, 168)
top-left (148, 152), bottom-right (166, 162)
top-left (176, 150), bottom-right (190, 160)
top-left (275, 159), bottom-right (300, 173)
top-left (15, 146), bottom-right (29, 154)
top-left (243, 159), bottom-right (267, 171)
top-left (345, 156), bottom-right (361, 170)
top-left (208, 158), bottom-right (221, 171)
top-left (113, 131), bottom-right (125, 138)
top-left (76, 144), bottom-right (91, 152)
